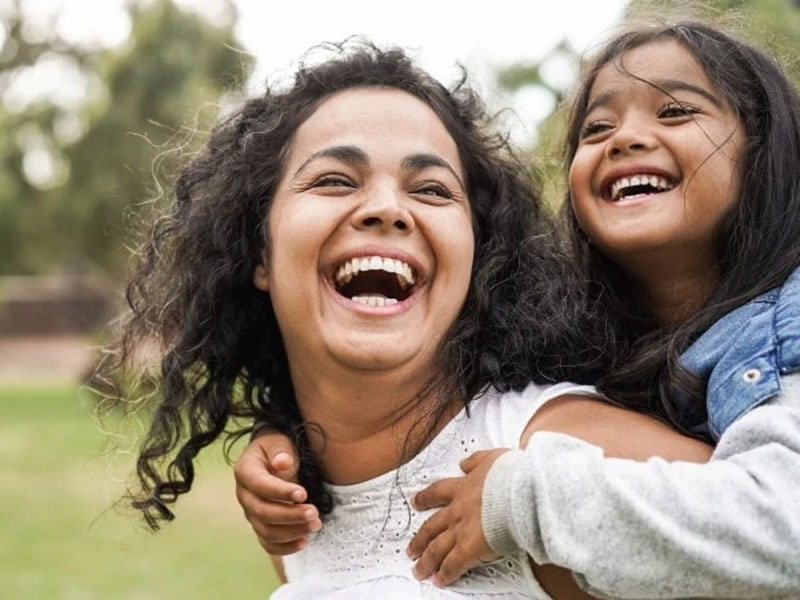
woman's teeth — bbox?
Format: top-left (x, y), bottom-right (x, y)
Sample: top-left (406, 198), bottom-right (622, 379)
top-left (334, 256), bottom-right (415, 288)
top-left (610, 174), bottom-right (674, 201)
top-left (351, 295), bottom-right (399, 307)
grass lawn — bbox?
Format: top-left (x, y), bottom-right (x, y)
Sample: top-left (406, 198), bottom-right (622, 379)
top-left (0, 382), bottom-right (280, 599)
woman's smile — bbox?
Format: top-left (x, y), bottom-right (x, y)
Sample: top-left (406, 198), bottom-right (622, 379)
top-left (254, 87), bottom-right (474, 375)
top-left (327, 247), bottom-right (422, 312)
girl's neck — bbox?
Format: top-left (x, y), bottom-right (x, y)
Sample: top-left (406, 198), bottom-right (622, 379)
top-left (618, 247), bottom-right (719, 326)
top-left (288, 362), bottom-right (458, 485)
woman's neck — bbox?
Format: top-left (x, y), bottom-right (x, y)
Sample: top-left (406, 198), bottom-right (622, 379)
top-left (288, 362), bottom-right (459, 485)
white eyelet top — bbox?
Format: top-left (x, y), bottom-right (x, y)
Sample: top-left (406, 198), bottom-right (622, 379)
top-left (272, 381), bottom-right (598, 600)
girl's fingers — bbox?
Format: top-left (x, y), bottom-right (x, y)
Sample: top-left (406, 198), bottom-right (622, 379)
top-left (259, 535), bottom-right (310, 556)
top-left (407, 507), bottom-right (449, 559)
top-left (235, 451), bottom-right (307, 503)
top-left (412, 531), bottom-right (455, 581)
top-left (412, 478), bottom-right (459, 511)
top-left (250, 517), bottom-right (322, 545)
top-left (239, 487), bottom-right (319, 525)
top-left (434, 545), bottom-right (471, 587)
top-left (259, 432), bottom-right (300, 480)
top-left (459, 449), bottom-right (493, 473)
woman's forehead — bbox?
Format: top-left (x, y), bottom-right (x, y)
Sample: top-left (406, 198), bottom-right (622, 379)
top-left (285, 87), bottom-right (462, 171)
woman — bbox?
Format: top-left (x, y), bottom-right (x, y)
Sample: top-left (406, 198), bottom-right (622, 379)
top-left (114, 43), bottom-right (705, 598)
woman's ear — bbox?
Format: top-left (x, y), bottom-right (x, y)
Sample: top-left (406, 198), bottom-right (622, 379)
top-left (253, 252), bottom-right (270, 292)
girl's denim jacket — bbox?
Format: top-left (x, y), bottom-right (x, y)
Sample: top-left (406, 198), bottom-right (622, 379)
top-left (682, 266), bottom-right (800, 440)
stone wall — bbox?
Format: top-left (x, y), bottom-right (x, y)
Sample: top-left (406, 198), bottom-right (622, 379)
top-left (0, 275), bottom-right (116, 336)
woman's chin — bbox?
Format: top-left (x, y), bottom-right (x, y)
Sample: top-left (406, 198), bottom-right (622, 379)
top-left (329, 339), bottom-right (429, 373)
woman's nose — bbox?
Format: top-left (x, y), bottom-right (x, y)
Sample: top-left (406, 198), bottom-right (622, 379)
top-left (351, 186), bottom-right (414, 233)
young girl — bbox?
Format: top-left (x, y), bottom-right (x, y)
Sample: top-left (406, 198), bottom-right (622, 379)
top-left (408, 22), bottom-right (800, 597)
top-left (237, 23), bottom-right (800, 598)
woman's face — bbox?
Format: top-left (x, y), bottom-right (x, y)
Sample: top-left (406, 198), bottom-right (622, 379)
top-left (569, 39), bottom-right (745, 265)
top-left (254, 87), bottom-right (474, 379)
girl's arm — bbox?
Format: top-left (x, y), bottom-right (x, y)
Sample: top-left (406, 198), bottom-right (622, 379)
top-left (409, 392), bottom-right (713, 596)
top-left (485, 375), bottom-right (800, 599)
top-left (516, 395), bottom-right (711, 600)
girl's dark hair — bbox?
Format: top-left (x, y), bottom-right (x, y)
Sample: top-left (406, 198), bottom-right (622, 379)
top-left (113, 41), bottom-right (601, 529)
top-left (563, 22), bottom-right (800, 434)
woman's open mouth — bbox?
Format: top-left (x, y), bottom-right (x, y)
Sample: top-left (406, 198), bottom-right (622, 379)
top-left (333, 256), bottom-right (417, 308)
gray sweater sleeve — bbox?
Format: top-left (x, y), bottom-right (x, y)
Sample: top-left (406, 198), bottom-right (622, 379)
top-left (482, 373), bottom-right (800, 599)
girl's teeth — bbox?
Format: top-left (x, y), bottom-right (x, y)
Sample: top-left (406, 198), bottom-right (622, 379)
top-left (610, 174), bottom-right (674, 200)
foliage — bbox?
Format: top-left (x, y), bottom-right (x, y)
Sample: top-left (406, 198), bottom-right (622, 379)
top-left (0, 0), bottom-right (252, 276)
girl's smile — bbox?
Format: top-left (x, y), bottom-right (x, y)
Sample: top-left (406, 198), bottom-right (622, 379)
top-left (569, 39), bottom-right (745, 269)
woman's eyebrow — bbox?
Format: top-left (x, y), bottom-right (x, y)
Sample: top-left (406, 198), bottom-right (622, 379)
top-left (293, 145), bottom-right (368, 178)
top-left (402, 153), bottom-right (465, 191)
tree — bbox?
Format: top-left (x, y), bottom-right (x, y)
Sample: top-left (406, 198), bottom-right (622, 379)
top-left (0, 0), bottom-right (252, 276)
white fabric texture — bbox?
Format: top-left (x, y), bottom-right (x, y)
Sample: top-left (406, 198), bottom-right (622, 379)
top-left (272, 381), bottom-right (598, 600)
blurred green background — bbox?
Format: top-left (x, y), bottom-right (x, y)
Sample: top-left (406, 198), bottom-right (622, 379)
top-left (0, 0), bottom-right (798, 598)
top-left (0, 383), bottom-right (280, 598)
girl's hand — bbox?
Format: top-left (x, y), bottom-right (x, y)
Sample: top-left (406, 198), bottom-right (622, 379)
top-left (406, 448), bottom-right (508, 586)
top-left (234, 431), bottom-right (322, 555)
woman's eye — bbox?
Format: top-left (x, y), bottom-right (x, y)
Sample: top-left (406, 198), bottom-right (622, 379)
top-left (312, 174), bottom-right (355, 188)
top-left (412, 183), bottom-right (452, 199)
top-left (580, 121), bottom-right (612, 139)
top-left (659, 102), bottom-right (699, 119)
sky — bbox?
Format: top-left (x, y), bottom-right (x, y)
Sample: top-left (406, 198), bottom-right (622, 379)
top-left (3, 0), bottom-right (630, 142)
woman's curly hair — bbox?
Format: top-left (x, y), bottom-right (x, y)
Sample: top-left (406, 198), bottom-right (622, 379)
top-left (110, 41), bottom-right (604, 529)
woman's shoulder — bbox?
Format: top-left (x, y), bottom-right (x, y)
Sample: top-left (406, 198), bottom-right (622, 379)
top-left (465, 381), bottom-right (600, 449)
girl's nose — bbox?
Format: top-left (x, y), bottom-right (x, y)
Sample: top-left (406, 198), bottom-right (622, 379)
top-left (605, 120), bottom-right (657, 159)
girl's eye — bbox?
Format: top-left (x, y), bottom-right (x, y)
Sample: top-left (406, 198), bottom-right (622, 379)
top-left (580, 121), bottom-right (612, 139)
top-left (659, 102), bottom-right (699, 119)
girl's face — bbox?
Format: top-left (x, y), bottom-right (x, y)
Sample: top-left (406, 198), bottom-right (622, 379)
top-left (254, 87), bottom-right (474, 379)
top-left (569, 39), bottom-right (745, 266)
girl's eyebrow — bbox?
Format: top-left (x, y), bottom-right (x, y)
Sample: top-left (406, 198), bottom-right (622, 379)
top-left (293, 145), bottom-right (368, 178)
top-left (653, 78), bottom-right (724, 109)
top-left (585, 77), bottom-right (724, 116)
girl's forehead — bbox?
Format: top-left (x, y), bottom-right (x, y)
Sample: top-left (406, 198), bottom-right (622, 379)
top-left (589, 38), bottom-right (715, 101)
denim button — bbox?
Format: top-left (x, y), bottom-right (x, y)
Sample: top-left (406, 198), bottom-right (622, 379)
top-left (742, 368), bottom-right (762, 383)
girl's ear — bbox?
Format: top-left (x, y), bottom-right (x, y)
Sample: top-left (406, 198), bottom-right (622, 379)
top-left (253, 252), bottom-right (270, 292)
